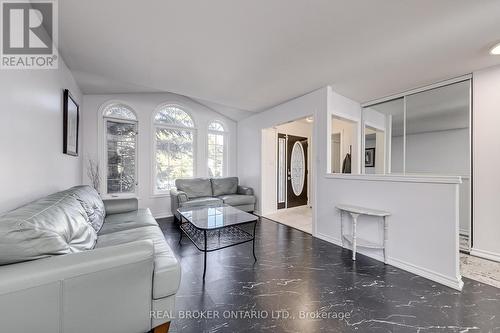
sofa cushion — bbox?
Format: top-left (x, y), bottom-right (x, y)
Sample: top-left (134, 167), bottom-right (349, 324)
top-left (96, 226), bottom-right (181, 299)
top-left (179, 197), bottom-right (222, 209)
top-left (69, 185), bottom-right (106, 232)
top-left (103, 198), bottom-right (138, 216)
top-left (218, 194), bottom-right (256, 206)
top-left (0, 191), bottom-right (97, 265)
top-left (211, 177), bottom-right (238, 196)
top-left (98, 208), bottom-right (158, 235)
top-left (175, 178), bottom-right (212, 198)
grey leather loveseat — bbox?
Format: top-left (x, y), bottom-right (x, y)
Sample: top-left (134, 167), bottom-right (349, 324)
top-left (0, 185), bottom-right (180, 333)
top-left (170, 177), bottom-right (256, 220)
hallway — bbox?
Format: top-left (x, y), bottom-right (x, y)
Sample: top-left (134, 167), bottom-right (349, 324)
top-left (264, 205), bottom-right (312, 234)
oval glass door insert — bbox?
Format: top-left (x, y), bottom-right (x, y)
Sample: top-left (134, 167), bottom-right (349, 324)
top-left (290, 141), bottom-right (305, 196)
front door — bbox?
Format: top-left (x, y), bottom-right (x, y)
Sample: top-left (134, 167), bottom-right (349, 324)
top-left (286, 135), bottom-right (308, 208)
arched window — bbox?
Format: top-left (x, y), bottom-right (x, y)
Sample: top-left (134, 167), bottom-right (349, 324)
top-left (208, 121), bottom-right (224, 132)
top-left (102, 103), bottom-right (138, 195)
top-left (154, 104), bottom-right (195, 192)
top-left (104, 104), bottom-right (137, 120)
top-left (207, 121), bottom-right (227, 177)
top-left (155, 105), bottom-right (194, 127)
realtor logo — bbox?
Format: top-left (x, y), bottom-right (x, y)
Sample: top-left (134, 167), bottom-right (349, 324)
top-left (1, 0), bottom-right (58, 69)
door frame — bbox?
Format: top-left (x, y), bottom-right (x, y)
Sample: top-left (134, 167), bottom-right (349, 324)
top-left (277, 133), bottom-right (287, 210)
top-left (260, 115), bottom-right (315, 218)
top-left (285, 134), bottom-right (309, 209)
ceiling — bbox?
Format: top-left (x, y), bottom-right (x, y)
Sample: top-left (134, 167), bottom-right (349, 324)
top-left (59, 1), bottom-right (500, 120)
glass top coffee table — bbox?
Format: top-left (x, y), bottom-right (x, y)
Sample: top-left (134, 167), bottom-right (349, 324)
top-left (177, 204), bottom-right (258, 280)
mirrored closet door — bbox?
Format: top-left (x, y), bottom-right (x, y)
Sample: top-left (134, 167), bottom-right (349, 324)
top-left (362, 79), bottom-right (472, 251)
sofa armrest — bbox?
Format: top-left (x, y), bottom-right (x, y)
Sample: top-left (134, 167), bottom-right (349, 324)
top-left (170, 187), bottom-right (188, 203)
top-left (170, 187), bottom-right (188, 218)
top-left (0, 240), bottom-right (155, 333)
top-left (103, 198), bottom-right (138, 215)
top-left (237, 185), bottom-right (254, 196)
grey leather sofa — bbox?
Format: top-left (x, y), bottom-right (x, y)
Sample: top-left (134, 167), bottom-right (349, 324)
top-left (170, 177), bottom-right (255, 220)
top-left (0, 185), bottom-right (180, 333)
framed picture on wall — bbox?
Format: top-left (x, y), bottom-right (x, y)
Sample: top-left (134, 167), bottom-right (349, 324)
top-left (63, 89), bottom-right (79, 156)
top-left (365, 148), bottom-right (375, 167)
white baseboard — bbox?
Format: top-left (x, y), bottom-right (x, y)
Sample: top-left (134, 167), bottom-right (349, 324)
top-left (470, 248), bottom-right (500, 263)
top-left (315, 232), bottom-right (463, 291)
top-left (315, 232), bottom-right (342, 246)
top-left (261, 209), bottom-right (277, 216)
top-left (387, 257), bottom-right (463, 291)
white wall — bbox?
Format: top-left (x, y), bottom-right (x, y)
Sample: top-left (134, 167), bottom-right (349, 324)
top-left (391, 129), bottom-right (470, 175)
top-left (261, 128), bottom-right (278, 215)
top-left (238, 88), bottom-right (326, 215)
top-left (472, 64), bottom-right (500, 262)
top-left (315, 175), bottom-right (462, 290)
top-left (459, 177), bottom-right (470, 236)
top-left (275, 121), bottom-right (312, 138)
top-left (0, 61), bottom-right (83, 213)
top-left (81, 93), bottom-right (237, 218)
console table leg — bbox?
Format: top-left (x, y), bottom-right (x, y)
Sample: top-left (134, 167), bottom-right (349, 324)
top-left (383, 216), bottom-right (388, 264)
top-left (252, 221), bottom-right (257, 262)
top-left (203, 230), bottom-right (207, 281)
top-left (351, 213), bottom-right (359, 261)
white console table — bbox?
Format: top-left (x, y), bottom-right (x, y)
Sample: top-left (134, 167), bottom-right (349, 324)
top-left (337, 204), bottom-right (391, 263)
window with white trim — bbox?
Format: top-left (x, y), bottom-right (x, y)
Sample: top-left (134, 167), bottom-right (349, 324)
top-left (154, 105), bottom-right (195, 193)
top-left (103, 103), bottom-right (138, 195)
top-left (207, 121), bottom-right (227, 177)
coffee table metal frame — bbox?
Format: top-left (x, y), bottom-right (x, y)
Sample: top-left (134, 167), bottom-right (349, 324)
top-left (177, 206), bottom-right (258, 280)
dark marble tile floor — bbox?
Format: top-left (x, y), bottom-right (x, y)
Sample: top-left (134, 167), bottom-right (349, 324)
top-left (157, 217), bottom-right (500, 333)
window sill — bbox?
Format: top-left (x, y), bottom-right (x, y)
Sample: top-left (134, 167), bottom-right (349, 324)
top-left (101, 193), bottom-right (139, 200)
top-left (150, 192), bottom-right (171, 199)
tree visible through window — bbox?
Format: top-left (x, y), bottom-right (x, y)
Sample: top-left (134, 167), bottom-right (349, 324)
top-left (208, 121), bottom-right (226, 177)
top-left (154, 105), bottom-right (195, 192)
top-left (103, 103), bottom-right (137, 194)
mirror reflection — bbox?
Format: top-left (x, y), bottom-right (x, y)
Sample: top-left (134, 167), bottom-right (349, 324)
top-left (405, 81), bottom-right (470, 175)
top-left (331, 116), bottom-right (357, 174)
top-left (364, 126), bottom-right (385, 174)
top-left (362, 80), bottom-right (470, 176)
top-left (363, 98), bottom-right (404, 174)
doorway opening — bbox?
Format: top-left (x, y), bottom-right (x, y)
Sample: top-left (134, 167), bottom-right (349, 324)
top-left (261, 116), bottom-right (313, 234)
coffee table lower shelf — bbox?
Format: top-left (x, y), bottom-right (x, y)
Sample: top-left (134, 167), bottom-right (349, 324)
top-left (180, 223), bottom-right (254, 252)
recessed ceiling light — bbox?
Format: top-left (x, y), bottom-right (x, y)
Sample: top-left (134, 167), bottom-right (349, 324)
top-left (305, 116), bottom-right (313, 123)
top-left (490, 43), bottom-right (500, 55)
